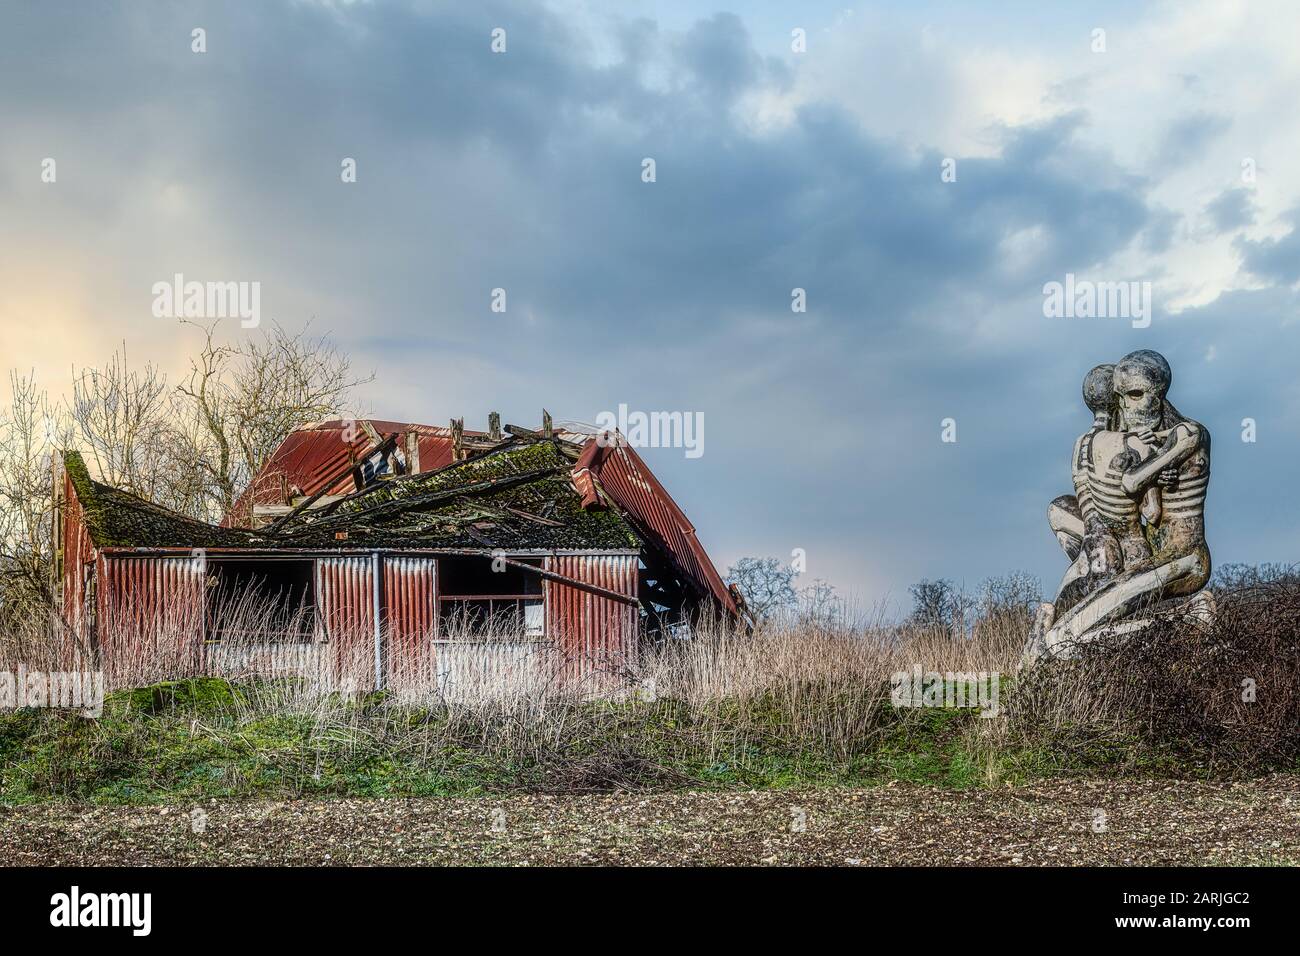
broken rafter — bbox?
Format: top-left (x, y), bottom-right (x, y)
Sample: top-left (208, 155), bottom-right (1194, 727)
top-left (458, 437), bottom-right (509, 454)
top-left (501, 504), bottom-right (564, 527)
top-left (503, 423), bottom-right (539, 441)
top-left (450, 418), bottom-right (465, 461)
top-left (265, 431), bottom-right (398, 535)
top-left (404, 431), bottom-right (421, 474)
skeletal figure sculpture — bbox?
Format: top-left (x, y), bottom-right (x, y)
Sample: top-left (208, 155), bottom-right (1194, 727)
top-left (1024, 350), bottom-right (1211, 662)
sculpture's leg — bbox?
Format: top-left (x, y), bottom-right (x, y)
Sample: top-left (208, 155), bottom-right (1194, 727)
top-left (1040, 552), bottom-right (1206, 657)
top-left (1023, 495), bottom-right (1087, 665)
top-left (1048, 495), bottom-right (1084, 560)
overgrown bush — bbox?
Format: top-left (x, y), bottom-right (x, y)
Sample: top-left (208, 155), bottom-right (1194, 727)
top-left (1007, 576), bottom-right (1300, 773)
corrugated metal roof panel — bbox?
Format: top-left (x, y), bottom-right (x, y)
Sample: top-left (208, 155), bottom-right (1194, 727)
top-left (576, 437), bottom-right (738, 617)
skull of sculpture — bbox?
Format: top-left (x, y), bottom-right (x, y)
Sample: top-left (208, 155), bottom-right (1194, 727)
top-left (1114, 350), bottom-right (1170, 432)
top-left (1082, 364), bottom-right (1116, 417)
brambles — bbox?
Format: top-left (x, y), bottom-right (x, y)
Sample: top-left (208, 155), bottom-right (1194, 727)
top-left (1008, 573), bottom-right (1300, 773)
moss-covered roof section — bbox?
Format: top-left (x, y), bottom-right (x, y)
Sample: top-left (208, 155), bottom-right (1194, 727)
top-left (63, 450), bottom-right (258, 549)
top-left (66, 441), bottom-right (638, 553)
top-left (267, 439), bottom-right (639, 550)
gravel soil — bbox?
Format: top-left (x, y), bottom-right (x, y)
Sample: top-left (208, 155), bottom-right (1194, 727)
top-left (3, 775), bottom-right (1298, 866)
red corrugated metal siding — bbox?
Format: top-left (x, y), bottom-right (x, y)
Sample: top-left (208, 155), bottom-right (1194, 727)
top-left (100, 556), bottom-right (204, 684)
top-left (316, 556), bottom-right (376, 690)
top-left (545, 553), bottom-right (638, 683)
top-left (383, 555), bottom-right (437, 688)
top-left (580, 440), bottom-right (738, 616)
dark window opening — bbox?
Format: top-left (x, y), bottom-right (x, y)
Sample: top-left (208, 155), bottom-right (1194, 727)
top-left (207, 560), bottom-right (315, 643)
top-left (437, 556), bottom-right (543, 639)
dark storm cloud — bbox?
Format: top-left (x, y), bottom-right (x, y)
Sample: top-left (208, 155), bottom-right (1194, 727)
top-left (0, 2), bottom-right (1156, 340)
top-left (1236, 208), bottom-right (1300, 285)
top-left (2, 0), bottom-right (1296, 605)
top-left (1155, 112), bottom-right (1232, 168)
top-left (1205, 187), bottom-right (1256, 234)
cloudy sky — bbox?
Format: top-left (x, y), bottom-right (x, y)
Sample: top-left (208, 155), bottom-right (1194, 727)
top-left (2, 0), bottom-right (1298, 613)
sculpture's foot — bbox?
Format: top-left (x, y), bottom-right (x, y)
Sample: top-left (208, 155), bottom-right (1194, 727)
top-left (1184, 588), bottom-right (1217, 626)
top-left (1020, 602), bottom-right (1056, 668)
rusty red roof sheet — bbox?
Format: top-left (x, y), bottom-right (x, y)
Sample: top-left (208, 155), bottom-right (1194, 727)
top-left (575, 435), bottom-right (738, 616)
top-left (223, 420), bottom-right (473, 527)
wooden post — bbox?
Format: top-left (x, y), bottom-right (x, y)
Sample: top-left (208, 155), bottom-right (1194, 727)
top-left (372, 550), bottom-right (385, 692)
top-left (404, 431), bottom-right (421, 473)
top-left (488, 411), bottom-right (502, 441)
top-left (451, 418), bottom-right (464, 461)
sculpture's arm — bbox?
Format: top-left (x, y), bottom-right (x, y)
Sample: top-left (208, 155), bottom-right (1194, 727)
top-left (1120, 423), bottom-right (1201, 496)
top-left (1070, 434), bottom-right (1088, 494)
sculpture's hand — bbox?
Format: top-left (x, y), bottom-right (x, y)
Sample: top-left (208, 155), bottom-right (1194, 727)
top-left (1121, 423), bottom-right (1202, 497)
top-left (1133, 428), bottom-right (1158, 449)
top-left (1157, 466), bottom-right (1179, 489)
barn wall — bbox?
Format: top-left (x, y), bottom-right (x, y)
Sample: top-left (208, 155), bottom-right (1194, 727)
top-left (68, 549), bottom-right (639, 694)
top-left (100, 555), bottom-right (205, 685)
top-left (316, 555), bottom-right (377, 690)
top-left (57, 468), bottom-right (99, 667)
top-left (205, 641), bottom-right (331, 686)
top-left (545, 553), bottom-right (639, 682)
top-left (383, 554), bottom-right (437, 688)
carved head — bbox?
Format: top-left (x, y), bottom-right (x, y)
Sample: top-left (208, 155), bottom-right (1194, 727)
top-left (1114, 350), bottom-right (1172, 431)
top-left (1082, 364), bottom-right (1115, 417)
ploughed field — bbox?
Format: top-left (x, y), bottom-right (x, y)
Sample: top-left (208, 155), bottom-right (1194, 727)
top-left (3, 775), bottom-right (1297, 866)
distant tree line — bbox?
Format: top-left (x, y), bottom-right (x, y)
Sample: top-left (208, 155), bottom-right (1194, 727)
top-left (725, 555), bottom-right (1042, 635)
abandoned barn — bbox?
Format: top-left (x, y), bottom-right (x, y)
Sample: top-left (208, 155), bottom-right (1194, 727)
top-left (54, 416), bottom-right (741, 692)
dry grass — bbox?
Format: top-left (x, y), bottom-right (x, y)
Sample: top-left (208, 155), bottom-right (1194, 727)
top-left (2, 580), bottom-right (1298, 802)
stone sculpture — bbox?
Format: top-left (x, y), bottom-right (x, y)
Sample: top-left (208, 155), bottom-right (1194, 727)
top-left (1023, 349), bottom-right (1212, 662)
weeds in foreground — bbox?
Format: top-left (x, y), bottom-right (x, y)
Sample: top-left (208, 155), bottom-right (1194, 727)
top-left (2, 579), bottom-right (1298, 802)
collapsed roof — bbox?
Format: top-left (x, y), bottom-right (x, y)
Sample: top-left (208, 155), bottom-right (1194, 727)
top-left (258, 439), bottom-right (638, 551)
top-left (64, 440), bottom-right (635, 552)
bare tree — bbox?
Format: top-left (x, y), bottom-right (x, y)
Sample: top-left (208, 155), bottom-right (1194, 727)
top-left (726, 556), bottom-right (798, 622)
top-left (0, 372), bottom-right (70, 623)
top-left (68, 346), bottom-right (179, 506)
top-left (907, 578), bottom-right (968, 633)
top-left (977, 571), bottom-right (1040, 619)
top-left (795, 577), bottom-right (842, 627)
top-left (174, 320), bottom-right (371, 519)
top-left (0, 323), bottom-right (367, 639)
